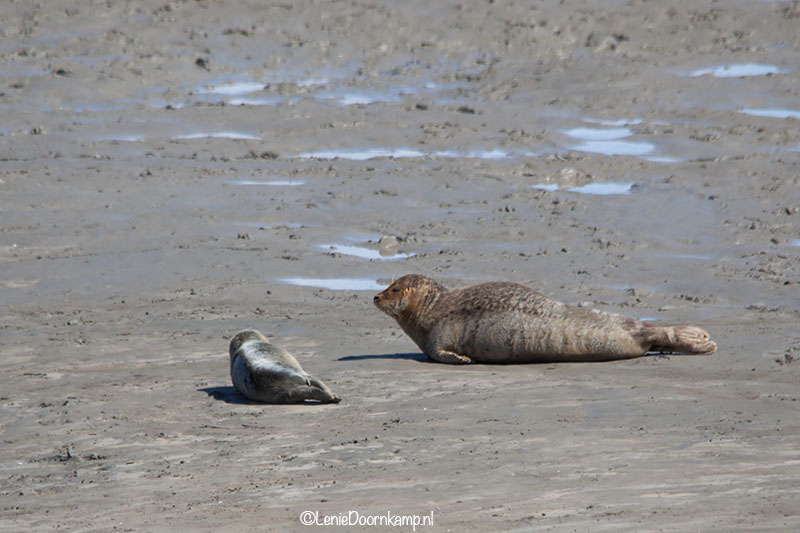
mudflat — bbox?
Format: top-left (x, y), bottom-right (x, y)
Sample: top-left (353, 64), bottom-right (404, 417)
top-left (1, 1), bottom-right (798, 531)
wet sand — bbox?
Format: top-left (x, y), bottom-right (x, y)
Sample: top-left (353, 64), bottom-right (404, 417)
top-left (2, 0), bottom-right (799, 531)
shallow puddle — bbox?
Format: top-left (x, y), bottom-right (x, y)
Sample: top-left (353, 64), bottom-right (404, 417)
top-left (229, 179), bottom-right (305, 186)
top-left (187, 72), bottom-right (462, 109)
top-left (563, 127), bottom-right (633, 141)
top-left (296, 148), bottom-right (426, 160)
top-left (277, 277), bottom-right (385, 291)
top-left (570, 182), bottom-right (633, 195)
top-left (584, 118), bottom-right (643, 127)
top-left (686, 63), bottom-right (787, 78)
top-left (196, 80), bottom-right (265, 96)
top-left (532, 182), bottom-right (633, 195)
top-left (740, 108), bottom-right (800, 119)
top-left (316, 88), bottom-right (405, 106)
top-left (532, 184), bottom-right (560, 192)
top-left (295, 147), bottom-right (537, 160)
top-left (105, 131), bottom-right (263, 142)
top-left (569, 140), bottom-right (655, 156)
top-left (645, 156), bottom-right (683, 163)
top-left (319, 243), bottom-right (415, 261)
top-left (173, 131), bottom-right (260, 140)
top-left (562, 125), bottom-right (654, 156)
top-left (433, 148), bottom-right (519, 160)
top-left (296, 77), bottom-right (330, 88)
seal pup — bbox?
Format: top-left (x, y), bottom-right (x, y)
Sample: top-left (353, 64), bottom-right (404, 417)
top-left (229, 329), bottom-right (341, 403)
top-left (374, 274), bottom-right (716, 364)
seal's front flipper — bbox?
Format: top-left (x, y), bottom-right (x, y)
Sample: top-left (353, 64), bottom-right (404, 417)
top-left (431, 349), bottom-right (474, 365)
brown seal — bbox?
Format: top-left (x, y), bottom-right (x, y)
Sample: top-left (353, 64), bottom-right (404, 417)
top-left (373, 274), bottom-right (716, 364)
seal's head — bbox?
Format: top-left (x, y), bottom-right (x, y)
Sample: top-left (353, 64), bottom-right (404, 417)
top-left (373, 274), bottom-right (445, 319)
top-left (228, 329), bottom-right (269, 360)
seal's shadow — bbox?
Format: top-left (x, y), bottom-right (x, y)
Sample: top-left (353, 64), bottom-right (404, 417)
top-left (198, 386), bottom-right (259, 405)
top-left (198, 386), bottom-right (341, 405)
top-left (338, 352), bottom-right (430, 363)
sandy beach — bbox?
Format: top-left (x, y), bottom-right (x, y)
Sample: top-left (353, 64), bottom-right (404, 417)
top-left (1, 0), bottom-right (799, 530)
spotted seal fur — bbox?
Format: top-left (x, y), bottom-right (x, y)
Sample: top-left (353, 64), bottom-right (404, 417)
top-left (229, 329), bottom-right (341, 402)
top-left (374, 274), bottom-right (716, 364)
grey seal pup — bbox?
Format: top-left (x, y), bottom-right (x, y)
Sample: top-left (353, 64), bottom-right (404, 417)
top-left (229, 329), bottom-right (340, 403)
top-left (374, 274), bottom-right (716, 364)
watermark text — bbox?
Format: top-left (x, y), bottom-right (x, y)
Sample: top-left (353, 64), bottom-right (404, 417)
top-left (300, 510), bottom-right (434, 531)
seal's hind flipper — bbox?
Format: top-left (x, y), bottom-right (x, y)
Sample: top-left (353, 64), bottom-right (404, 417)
top-left (284, 383), bottom-right (341, 403)
top-left (646, 325), bottom-right (716, 355)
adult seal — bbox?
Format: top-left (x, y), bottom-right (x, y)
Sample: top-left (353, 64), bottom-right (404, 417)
top-left (373, 274), bottom-right (716, 364)
top-left (229, 329), bottom-right (341, 403)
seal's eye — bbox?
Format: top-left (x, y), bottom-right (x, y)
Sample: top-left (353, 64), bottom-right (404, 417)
top-left (391, 288), bottom-right (400, 293)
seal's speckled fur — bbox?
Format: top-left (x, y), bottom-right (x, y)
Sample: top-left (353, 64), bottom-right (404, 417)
top-left (229, 329), bottom-right (340, 403)
top-left (374, 274), bottom-right (716, 364)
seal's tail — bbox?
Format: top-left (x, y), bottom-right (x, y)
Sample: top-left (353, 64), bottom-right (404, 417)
top-left (646, 325), bottom-right (717, 355)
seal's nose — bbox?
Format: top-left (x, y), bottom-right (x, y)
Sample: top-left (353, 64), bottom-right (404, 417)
top-left (373, 295), bottom-right (380, 302)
